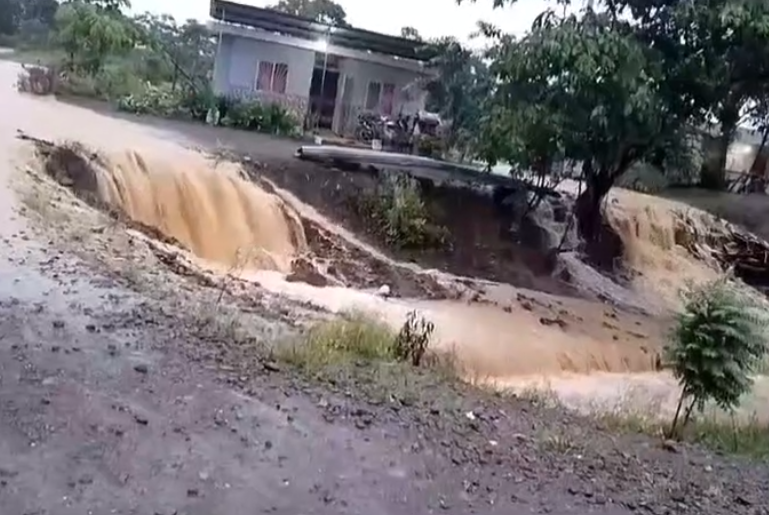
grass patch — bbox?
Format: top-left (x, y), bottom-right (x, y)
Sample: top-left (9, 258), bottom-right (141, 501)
top-left (511, 382), bottom-right (769, 460)
top-left (690, 414), bottom-right (769, 457)
top-left (599, 408), bottom-right (769, 459)
top-left (281, 311), bottom-right (395, 368)
top-left (277, 309), bottom-right (453, 373)
top-left (591, 394), bottom-right (769, 460)
top-left (279, 311), bottom-right (405, 369)
top-left (275, 310), bottom-right (462, 407)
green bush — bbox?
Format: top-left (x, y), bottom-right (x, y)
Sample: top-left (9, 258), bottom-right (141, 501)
top-left (221, 98), bottom-right (299, 136)
top-left (664, 278), bottom-right (769, 438)
top-left (277, 310), bottom-right (437, 370)
top-left (116, 82), bottom-right (184, 117)
top-left (358, 173), bottom-right (450, 250)
top-left (178, 87), bottom-right (220, 122)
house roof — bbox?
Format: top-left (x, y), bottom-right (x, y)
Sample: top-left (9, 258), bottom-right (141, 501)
top-left (209, 0), bottom-right (429, 62)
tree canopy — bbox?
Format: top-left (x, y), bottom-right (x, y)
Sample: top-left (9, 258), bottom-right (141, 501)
top-left (400, 26), bottom-right (422, 40)
top-left (55, 0), bottom-right (138, 73)
top-left (462, 0), bottom-right (769, 246)
top-left (269, 0), bottom-right (348, 25)
top-left (422, 36), bottom-right (492, 160)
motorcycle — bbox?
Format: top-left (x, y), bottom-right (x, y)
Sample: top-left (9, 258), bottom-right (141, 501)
top-left (383, 113), bottom-right (413, 153)
top-left (354, 111), bottom-right (386, 142)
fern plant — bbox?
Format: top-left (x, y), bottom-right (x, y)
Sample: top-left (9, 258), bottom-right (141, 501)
top-left (664, 278), bottom-right (768, 438)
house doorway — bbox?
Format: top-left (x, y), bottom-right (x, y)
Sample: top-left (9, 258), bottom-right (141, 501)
top-left (309, 52), bottom-right (341, 130)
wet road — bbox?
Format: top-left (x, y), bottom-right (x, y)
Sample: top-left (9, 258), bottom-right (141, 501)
top-left (0, 58), bottom-right (763, 515)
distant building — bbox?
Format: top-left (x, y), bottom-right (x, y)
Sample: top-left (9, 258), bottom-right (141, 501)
top-left (208, 0), bottom-right (432, 134)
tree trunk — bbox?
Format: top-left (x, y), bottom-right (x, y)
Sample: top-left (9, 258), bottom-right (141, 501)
top-left (574, 163), bottom-right (612, 243)
top-left (701, 105), bottom-right (739, 190)
top-left (574, 163), bottom-right (623, 271)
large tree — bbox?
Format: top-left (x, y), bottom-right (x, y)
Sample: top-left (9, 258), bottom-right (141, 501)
top-left (601, 0), bottom-right (769, 190)
top-left (133, 14), bottom-right (214, 90)
top-left (0, 0), bottom-right (58, 37)
top-left (55, 0), bottom-right (137, 73)
top-left (479, 8), bottom-right (692, 245)
top-left (270, 0), bottom-right (348, 25)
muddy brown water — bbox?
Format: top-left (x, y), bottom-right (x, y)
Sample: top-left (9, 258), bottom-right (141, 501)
top-left (5, 60), bottom-right (769, 425)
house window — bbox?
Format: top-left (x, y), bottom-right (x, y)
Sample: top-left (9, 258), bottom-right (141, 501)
top-left (256, 61), bottom-right (289, 94)
top-left (365, 81), bottom-right (382, 110)
top-left (364, 81), bottom-right (396, 113)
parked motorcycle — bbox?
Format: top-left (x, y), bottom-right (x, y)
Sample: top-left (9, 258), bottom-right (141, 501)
top-left (383, 114), bottom-right (413, 153)
top-left (354, 112), bottom-right (385, 142)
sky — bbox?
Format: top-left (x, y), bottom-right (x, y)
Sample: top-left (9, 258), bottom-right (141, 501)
top-left (126, 0), bottom-right (568, 44)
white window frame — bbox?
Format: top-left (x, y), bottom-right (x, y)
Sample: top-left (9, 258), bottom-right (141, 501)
top-left (255, 60), bottom-right (290, 94)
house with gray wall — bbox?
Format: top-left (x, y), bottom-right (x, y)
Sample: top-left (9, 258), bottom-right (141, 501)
top-left (208, 0), bottom-right (432, 134)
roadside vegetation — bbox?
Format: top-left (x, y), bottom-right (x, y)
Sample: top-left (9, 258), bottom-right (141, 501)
top-left (355, 173), bottom-right (450, 250)
top-left (278, 310), bottom-right (438, 371)
top-left (525, 278), bottom-right (769, 460)
top-left (6, 0), bottom-right (769, 461)
top-left (2, 0), bottom-right (302, 136)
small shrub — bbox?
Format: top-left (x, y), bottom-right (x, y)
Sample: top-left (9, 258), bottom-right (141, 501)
top-left (221, 99), bottom-right (299, 135)
top-left (116, 82), bottom-right (184, 117)
top-left (278, 310), bottom-right (438, 371)
top-left (279, 312), bottom-right (396, 370)
top-left (359, 173), bottom-right (450, 250)
top-left (178, 87), bottom-right (220, 122)
top-left (664, 278), bottom-right (769, 438)
top-left (393, 310), bottom-right (435, 366)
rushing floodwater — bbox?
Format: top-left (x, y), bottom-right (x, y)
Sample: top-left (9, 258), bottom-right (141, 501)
top-left (3, 59), bottom-right (767, 425)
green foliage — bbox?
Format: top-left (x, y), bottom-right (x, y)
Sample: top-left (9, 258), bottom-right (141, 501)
top-left (221, 99), bottom-right (300, 136)
top-left (664, 279), bottom-right (769, 437)
top-left (278, 310), bottom-right (437, 370)
top-left (54, 0), bottom-right (137, 73)
top-left (0, 0), bottom-right (58, 38)
top-left (116, 82), bottom-right (184, 116)
top-left (57, 65), bottom-right (142, 99)
top-left (359, 173), bottom-right (450, 250)
top-left (476, 6), bottom-right (702, 241)
top-left (132, 14), bottom-right (214, 92)
top-left (422, 37), bottom-right (492, 158)
top-left (269, 0), bottom-right (348, 25)
top-left (483, 11), bottom-right (670, 176)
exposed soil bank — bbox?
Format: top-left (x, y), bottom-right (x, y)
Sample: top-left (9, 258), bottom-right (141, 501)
top-left (25, 136), bottom-right (459, 300)
top-left (240, 157), bottom-right (579, 298)
top-left (2, 58), bottom-right (768, 515)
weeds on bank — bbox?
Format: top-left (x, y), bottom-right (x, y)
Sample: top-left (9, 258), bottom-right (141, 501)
top-left (357, 173), bottom-right (450, 250)
top-left (279, 310), bottom-right (439, 369)
top-left (277, 310), bottom-right (458, 403)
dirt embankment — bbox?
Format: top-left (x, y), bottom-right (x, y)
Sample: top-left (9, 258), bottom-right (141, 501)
top-left (240, 158), bottom-right (579, 298)
top-left (23, 136), bottom-right (464, 301)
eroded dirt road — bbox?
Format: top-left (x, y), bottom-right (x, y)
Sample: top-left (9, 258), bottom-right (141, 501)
top-left (0, 59), bottom-right (768, 515)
